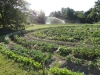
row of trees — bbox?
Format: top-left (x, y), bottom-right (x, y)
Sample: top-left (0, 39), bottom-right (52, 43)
top-left (50, 0), bottom-right (100, 23)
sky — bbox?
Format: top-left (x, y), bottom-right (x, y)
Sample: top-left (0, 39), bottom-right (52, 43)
top-left (26, 0), bottom-right (97, 16)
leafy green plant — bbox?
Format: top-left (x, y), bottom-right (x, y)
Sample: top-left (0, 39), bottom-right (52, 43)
top-left (88, 61), bottom-right (96, 68)
top-left (73, 58), bottom-right (83, 65)
top-left (10, 45), bottom-right (51, 63)
top-left (95, 58), bottom-right (100, 69)
top-left (59, 46), bottom-right (72, 56)
top-left (4, 36), bottom-right (10, 44)
top-left (66, 54), bottom-right (74, 62)
top-left (49, 67), bottom-right (82, 75)
top-left (66, 55), bottom-right (83, 65)
top-left (13, 34), bottom-right (23, 44)
top-left (0, 44), bottom-right (42, 69)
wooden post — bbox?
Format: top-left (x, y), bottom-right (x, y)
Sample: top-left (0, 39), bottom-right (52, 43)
top-left (42, 62), bottom-right (45, 75)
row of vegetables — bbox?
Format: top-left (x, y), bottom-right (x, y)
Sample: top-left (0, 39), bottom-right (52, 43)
top-left (32, 25), bottom-right (100, 43)
top-left (10, 45), bottom-right (52, 64)
top-left (0, 43), bottom-right (42, 69)
top-left (12, 34), bottom-right (100, 61)
top-left (0, 43), bottom-right (82, 75)
top-left (13, 34), bottom-right (58, 53)
top-left (11, 34), bottom-right (100, 69)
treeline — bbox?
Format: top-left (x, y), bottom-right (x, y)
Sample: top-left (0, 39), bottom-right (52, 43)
top-left (49, 0), bottom-right (100, 24)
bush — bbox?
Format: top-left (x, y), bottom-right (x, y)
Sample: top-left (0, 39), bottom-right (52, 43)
top-left (59, 46), bottom-right (72, 56)
top-left (13, 34), bottom-right (23, 44)
top-left (49, 67), bottom-right (82, 75)
top-left (66, 55), bottom-right (83, 65)
top-left (4, 36), bottom-right (10, 44)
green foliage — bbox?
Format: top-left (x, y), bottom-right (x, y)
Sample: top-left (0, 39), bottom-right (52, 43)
top-left (31, 25), bottom-right (100, 69)
top-left (0, 43), bottom-right (42, 69)
top-left (66, 55), bottom-right (83, 65)
top-left (0, 0), bottom-right (29, 32)
top-left (12, 34), bottom-right (58, 53)
top-left (10, 45), bottom-right (51, 63)
top-left (13, 34), bottom-right (24, 44)
top-left (50, 4), bottom-right (100, 24)
top-left (2, 24), bottom-right (100, 74)
top-left (50, 7), bottom-right (78, 23)
top-left (32, 26), bottom-right (92, 41)
top-left (95, 58), bottom-right (100, 69)
top-left (0, 53), bottom-right (37, 75)
top-left (95, 0), bottom-right (100, 22)
top-left (49, 67), bottom-right (82, 75)
top-left (88, 61), bottom-right (96, 68)
top-left (73, 46), bottom-right (100, 60)
top-left (58, 46), bottom-right (71, 56)
top-left (4, 36), bottom-right (10, 44)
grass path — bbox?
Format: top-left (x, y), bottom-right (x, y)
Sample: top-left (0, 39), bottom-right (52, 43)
top-left (25, 24), bottom-right (80, 30)
top-left (25, 24), bottom-right (100, 30)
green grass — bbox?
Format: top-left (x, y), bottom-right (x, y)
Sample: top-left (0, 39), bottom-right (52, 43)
top-left (25, 24), bottom-right (100, 30)
top-left (25, 24), bottom-right (79, 30)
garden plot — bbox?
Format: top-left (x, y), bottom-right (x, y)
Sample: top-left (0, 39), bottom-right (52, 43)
top-left (7, 25), bottom-right (100, 75)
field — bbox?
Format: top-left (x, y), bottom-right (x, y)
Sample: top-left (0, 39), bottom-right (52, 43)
top-left (1, 24), bottom-right (100, 75)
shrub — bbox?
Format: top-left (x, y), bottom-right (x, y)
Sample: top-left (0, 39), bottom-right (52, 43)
top-left (59, 46), bottom-right (71, 56)
top-left (88, 61), bottom-right (96, 68)
top-left (66, 55), bottom-right (83, 65)
top-left (49, 67), bottom-right (82, 75)
top-left (13, 34), bottom-right (23, 44)
top-left (4, 36), bottom-right (10, 44)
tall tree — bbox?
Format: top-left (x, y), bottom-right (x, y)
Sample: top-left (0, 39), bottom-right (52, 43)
top-left (0, 0), bottom-right (29, 32)
top-left (75, 11), bottom-right (85, 23)
top-left (37, 11), bottom-right (45, 24)
top-left (94, 0), bottom-right (100, 21)
top-left (87, 8), bottom-right (97, 23)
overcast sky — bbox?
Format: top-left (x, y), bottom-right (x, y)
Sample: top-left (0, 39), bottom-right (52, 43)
top-left (26, 0), bottom-right (97, 16)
